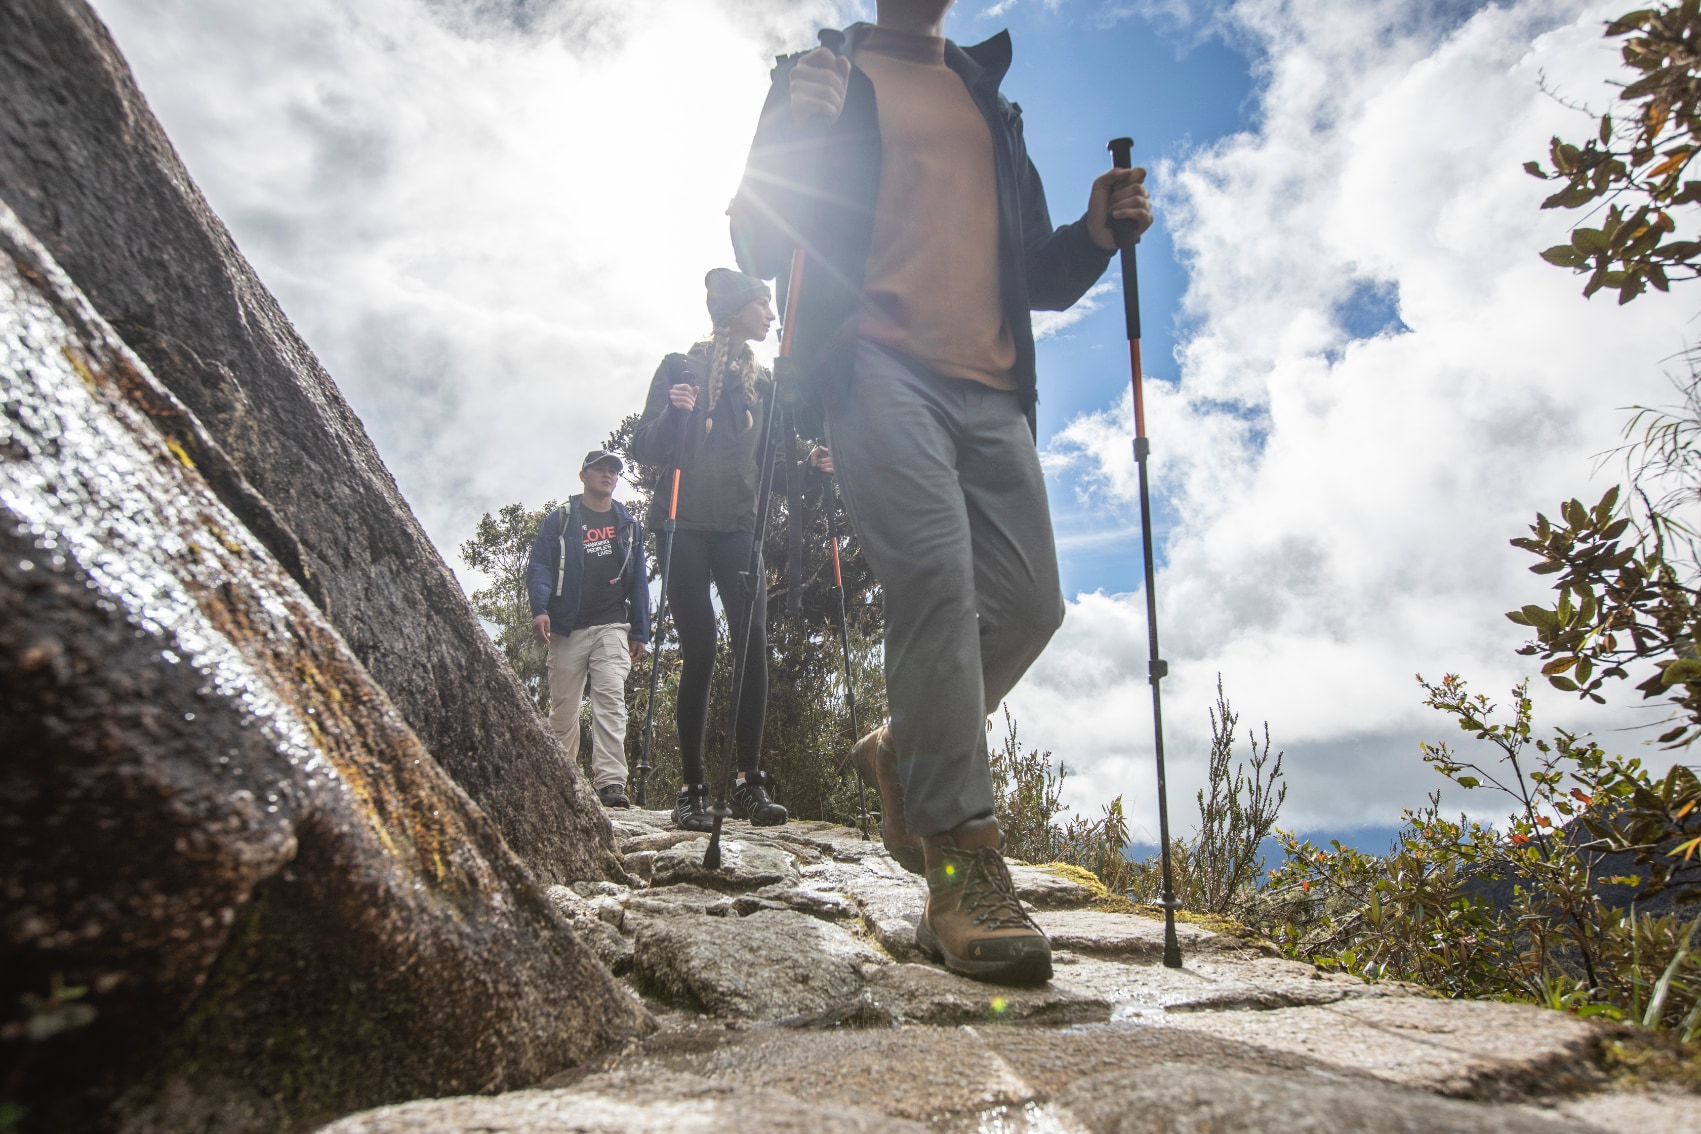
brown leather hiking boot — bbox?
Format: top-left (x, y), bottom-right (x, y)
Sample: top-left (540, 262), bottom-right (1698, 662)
top-left (849, 724), bottom-right (924, 874)
top-left (916, 819), bottom-right (1052, 985)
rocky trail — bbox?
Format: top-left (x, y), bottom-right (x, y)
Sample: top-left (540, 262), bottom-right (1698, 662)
top-left (321, 810), bottom-right (1694, 1134)
top-left (3, 3), bottom-right (1698, 1130)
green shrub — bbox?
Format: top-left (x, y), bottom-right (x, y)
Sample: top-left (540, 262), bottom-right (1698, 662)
top-left (1262, 674), bottom-right (1701, 1039)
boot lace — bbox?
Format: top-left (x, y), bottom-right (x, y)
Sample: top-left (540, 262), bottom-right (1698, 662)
top-left (959, 849), bottom-right (1036, 931)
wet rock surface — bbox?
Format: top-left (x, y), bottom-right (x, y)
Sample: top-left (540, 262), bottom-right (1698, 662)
top-left (0, 205), bottom-right (650, 1132)
top-left (318, 1072), bottom-right (927, 1134)
top-left (0, 0), bottom-right (618, 885)
top-left (325, 808), bottom-right (1697, 1133)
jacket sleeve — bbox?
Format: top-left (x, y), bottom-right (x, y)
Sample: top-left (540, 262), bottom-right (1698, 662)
top-left (627, 517), bottom-right (652, 645)
top-left (526, 509), bottom-right (558, 619)
top-left (630, 354), bottom-right (689, 467)
top-left (729, 53), bottom-right (822, 282)
top-left (1009, 109), bottom-right (1116, 312)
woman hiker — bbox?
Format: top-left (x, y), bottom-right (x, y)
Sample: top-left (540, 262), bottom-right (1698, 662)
top-left (631, 268), bottom-right (789, 831)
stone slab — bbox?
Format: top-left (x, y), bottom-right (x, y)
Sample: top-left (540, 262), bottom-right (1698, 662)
top-left (1160, 995), bottom-right (1609, 1101)
top-left (651, 837), bottom-right (801, 892)
top-left (1007, 864), bottom-right (1100, 908)
top-left (633, 908), bottom-right (885, 1020)
top-left (316, 1072), bottom-right (926, 1133)
top-left (1048, 1062), bottom-right (1605, 1134)
top-left (1033, 908), bottom-right (1234, 958)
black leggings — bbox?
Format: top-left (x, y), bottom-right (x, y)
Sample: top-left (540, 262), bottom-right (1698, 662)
top-left (667, 528), bottom-right (767, 784)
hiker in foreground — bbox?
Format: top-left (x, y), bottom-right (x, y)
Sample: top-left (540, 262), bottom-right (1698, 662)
top-left (631, 268), bottom-right (789, 831)
top-left (729, 0), bottom-right (1153, 984)
top-left (528, 451), bottom-right (652, 808)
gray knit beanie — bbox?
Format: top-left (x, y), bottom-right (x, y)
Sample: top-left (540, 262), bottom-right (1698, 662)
top-left (704, 267), bottom-right (770, 324)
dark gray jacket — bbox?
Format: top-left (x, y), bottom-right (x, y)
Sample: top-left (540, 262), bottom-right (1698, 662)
top-left (728, 23), bottom-right (1113, 431)
top-left (630, 341), bottom-right (774, 534)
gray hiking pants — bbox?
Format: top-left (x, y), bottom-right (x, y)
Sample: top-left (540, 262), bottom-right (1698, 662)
top-left (825, 340), bottom-right (1065, 837)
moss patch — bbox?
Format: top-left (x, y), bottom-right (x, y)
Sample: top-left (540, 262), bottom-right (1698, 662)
top-left (1600, 1030), bottom-right (1701, 1093)
top-left (1031, 863), bottom-right (1111, 899)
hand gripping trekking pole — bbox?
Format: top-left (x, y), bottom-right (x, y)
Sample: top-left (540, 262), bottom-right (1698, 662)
top-left (703, 250), bottom-right (803, 870)
top-left (1108, 137), bottom-right (1182, 969)
top-left (826, 487), bottom-right (871, 840)
top-left (635, 391), bottom-right (693, 808)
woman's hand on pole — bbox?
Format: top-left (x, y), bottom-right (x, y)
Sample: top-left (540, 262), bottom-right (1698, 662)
top-left (669, 383), bottom-right (698, 412)
top-left (1086, 166), bottom-right (1153, 251)
top-left (808, 444), bottom-right (834, 475)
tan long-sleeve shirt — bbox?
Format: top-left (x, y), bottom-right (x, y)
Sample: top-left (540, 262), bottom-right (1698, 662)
top-left (856, 26), bottom-right (1017, 391)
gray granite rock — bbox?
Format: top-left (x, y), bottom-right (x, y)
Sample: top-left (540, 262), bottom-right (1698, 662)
top-left (572, 918), bottom-right (636, 976)
top-left (1007, 864), bottom-right (1100, 908)
top-left (862, 963), bottom-right (1110, 1026)
top-left (0, 200), bottom-right (648, 1134)
top-left (1033, 908), bottom-right (1238, 958)
top-left (651, 837), bottom-right (801, 892)
top-left (0, 0), bottom-right (622, 893)
top-left (634, 908), bottom-right (884, 1020)
top-left (1049, 1062), bottom-right (1605, 1133)
top-left (1161, 995), bottom-right (1608, 1100)
top-left (622, 850), bottom-right (657, 882)
top-left (316, 1072), bottom-right (926, 1133)
top-left (624, 883), bottom-right (731, 919)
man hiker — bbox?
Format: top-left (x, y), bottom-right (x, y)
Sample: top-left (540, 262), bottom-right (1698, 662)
top-left (728, 0), bottom-right (1153, 984)
top-left (528, 450), bottom-right (652, 808)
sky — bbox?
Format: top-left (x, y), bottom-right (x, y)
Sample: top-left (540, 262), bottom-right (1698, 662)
top-left (86, 0), bottom-right (1696, 842)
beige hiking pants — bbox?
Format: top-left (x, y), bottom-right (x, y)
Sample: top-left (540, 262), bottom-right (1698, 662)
top-left (546, 623), bottom-right (632, 790)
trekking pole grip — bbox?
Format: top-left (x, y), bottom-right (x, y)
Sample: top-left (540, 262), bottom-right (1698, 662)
top-left (1106, 137), bottom-right (1141, 344)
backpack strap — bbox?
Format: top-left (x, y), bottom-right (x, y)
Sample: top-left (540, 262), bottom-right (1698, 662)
top-left (553, 501), bottom-right (573, 598)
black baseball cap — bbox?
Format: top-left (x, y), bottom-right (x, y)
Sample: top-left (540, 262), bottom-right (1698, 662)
top-left (580, 450), bottom-right (624, 473)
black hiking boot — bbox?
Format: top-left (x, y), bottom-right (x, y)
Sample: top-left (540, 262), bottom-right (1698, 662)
top-left (730, 771), bottom-right (788, 827)
top-left (597, 783), bottom-right (630, 809)
top-left (673, 784), bottom-right (713, 832)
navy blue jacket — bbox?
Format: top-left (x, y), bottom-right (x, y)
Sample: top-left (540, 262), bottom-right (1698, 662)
top-left (728, 23), bottom-right (1114, 432)
top-left (526, 495), bottom-right (651, 644)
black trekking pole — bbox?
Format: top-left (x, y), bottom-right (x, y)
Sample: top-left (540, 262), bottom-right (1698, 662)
top-left (826, 485), bottom-right (871, 840)
top-left (634, 393), bottom-right (693, 808)
top-left (1108, 136), bottom-right (1182, 969)
top-left (703, 250), bottom-right (803, 870)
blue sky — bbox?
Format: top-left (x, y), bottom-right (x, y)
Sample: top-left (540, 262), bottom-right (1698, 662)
top-left (948, 2), bottom-right (1257, 596)
top-left (89, 0), bottom-right (1696, 842)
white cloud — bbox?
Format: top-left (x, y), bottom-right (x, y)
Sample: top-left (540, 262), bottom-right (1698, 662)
top-left (1033, 278), bottom-right (1118, 340)
top-left (1017, 0), bottom-right (1696, 836)
top-left (88, 0), bottom-right (853, 588)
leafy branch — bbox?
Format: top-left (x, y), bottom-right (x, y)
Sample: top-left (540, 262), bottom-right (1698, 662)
top-left (1530, 2), bottom-right (1701, 304)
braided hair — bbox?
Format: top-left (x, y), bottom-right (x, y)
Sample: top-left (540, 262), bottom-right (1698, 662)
top-left (702, 320), bottom-right (760, 435)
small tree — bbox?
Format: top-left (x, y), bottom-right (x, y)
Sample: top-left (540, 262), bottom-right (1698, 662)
top-left (988, 706), bottom-right (1069, 863)
top-left (459, 500), bottom-right (557, 713)
top-left (1036, 678), bottom-right (1286, 921)
top-left (1193, 676), bottom-right (1288, 914)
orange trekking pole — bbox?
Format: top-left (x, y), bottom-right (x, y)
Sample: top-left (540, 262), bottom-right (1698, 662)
top-left (634, 388), bottom-right (692, 807)
top-left (1109, 136), bottom-right (1181, 969)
